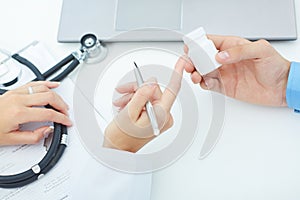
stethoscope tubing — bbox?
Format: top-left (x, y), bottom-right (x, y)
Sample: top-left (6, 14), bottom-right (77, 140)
top-left (0, 34), bottom-right (99, 188)
top-left (12, 54), bottom-right (45, 81)
top-left (0, 123), bottom-right (67, 188)
top-left (33, 54), bottom-right (76, 81)
top-left (0, 124), bottom-right (67, 188)
top-left (0, 53), bottom-right (80, 95)
top-left (0, 53), bottom-right (76, 188)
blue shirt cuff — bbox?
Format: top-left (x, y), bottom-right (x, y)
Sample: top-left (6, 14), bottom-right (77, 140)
top-left (286, 61), bottom-right (300, 112)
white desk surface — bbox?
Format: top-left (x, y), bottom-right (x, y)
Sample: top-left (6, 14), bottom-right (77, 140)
top-left (1, 0), bottom-right (300, 199)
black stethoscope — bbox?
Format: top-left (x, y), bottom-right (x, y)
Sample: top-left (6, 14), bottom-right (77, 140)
top-left (0, 34), bottom-right (106, 188)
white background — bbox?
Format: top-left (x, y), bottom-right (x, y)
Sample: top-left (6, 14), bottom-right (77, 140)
top-left (1, 0), bottom-right (300, 199)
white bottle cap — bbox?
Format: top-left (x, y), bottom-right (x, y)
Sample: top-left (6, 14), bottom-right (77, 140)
top-left (183, 27), bottom-right (221, 75)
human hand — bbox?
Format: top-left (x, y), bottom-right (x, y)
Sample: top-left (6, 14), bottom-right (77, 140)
top-left (0, 81), bottom-right (72, 146)
top-left (184, 35), bottom-right (291, 107)
top-left (103, 58), bottom-right (185, 153)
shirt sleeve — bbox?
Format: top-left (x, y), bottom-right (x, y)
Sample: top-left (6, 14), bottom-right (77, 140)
top-left (286, 61), bottom-right (300, 112)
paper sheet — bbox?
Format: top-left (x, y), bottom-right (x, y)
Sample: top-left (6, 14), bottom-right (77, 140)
top-left (70, 153), bottom-right (152, 200)
top-left (0, 43), bottom-right (152, 200)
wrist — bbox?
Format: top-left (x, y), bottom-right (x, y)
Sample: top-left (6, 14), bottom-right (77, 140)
top-left (103, 122), bottom-right (151, 153)
top-left (282, 60), bottom-right (291, 105)
top-left (286, 61), bottom-right (300, 112)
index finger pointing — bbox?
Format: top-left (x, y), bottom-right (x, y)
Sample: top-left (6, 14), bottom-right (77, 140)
top-left (184, 45), bottom-right (189, 54)
top-left (207, 35), bottom-right (251, 50)
top-left (160, 57), bottom-right (185, 112)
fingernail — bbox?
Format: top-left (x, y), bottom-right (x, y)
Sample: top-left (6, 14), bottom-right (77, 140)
top-left (147, 83), bottom-right (157, 89)
top-left (148, 77), bottom-right (158, 83)
top-left (51, 81), bottom-right (61, 85)
top-left (113, 98), bottom-right (120, 105)
top-left (217, 51), bottom-right (230, 60)
top-left (68, 119), bottom-right (73, 126)
top-left (43, 126), bottom-right (54, 138)
top-left (204, 78), bottom-right (215, 89)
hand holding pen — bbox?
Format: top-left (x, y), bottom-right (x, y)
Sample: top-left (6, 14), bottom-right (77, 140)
top-left (104, 57), bottom-right (186, 152)
top-left (133, 62), bottom-right (160, 136)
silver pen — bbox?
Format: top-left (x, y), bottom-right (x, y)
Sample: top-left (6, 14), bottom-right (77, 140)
top-left (133, 62), bottom-right (160, 136)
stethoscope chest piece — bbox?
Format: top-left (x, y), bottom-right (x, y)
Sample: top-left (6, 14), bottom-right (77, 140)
top-left (80, 33), bottom-right (108, 64)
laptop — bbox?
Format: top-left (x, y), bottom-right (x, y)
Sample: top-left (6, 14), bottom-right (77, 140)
top-left (58, 0), bottom-right (297, 42)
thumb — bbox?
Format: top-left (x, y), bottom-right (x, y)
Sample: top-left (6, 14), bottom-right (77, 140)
top-left (1, 126), bottom-right (54, 146)
top-left (215, 40), bottom-right (272, 64)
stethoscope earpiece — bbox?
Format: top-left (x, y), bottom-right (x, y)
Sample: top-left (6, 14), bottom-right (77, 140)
top-left (0, 49), bottom-right (22, 87)
top-left (0, 63), bottom-right (21, 87)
